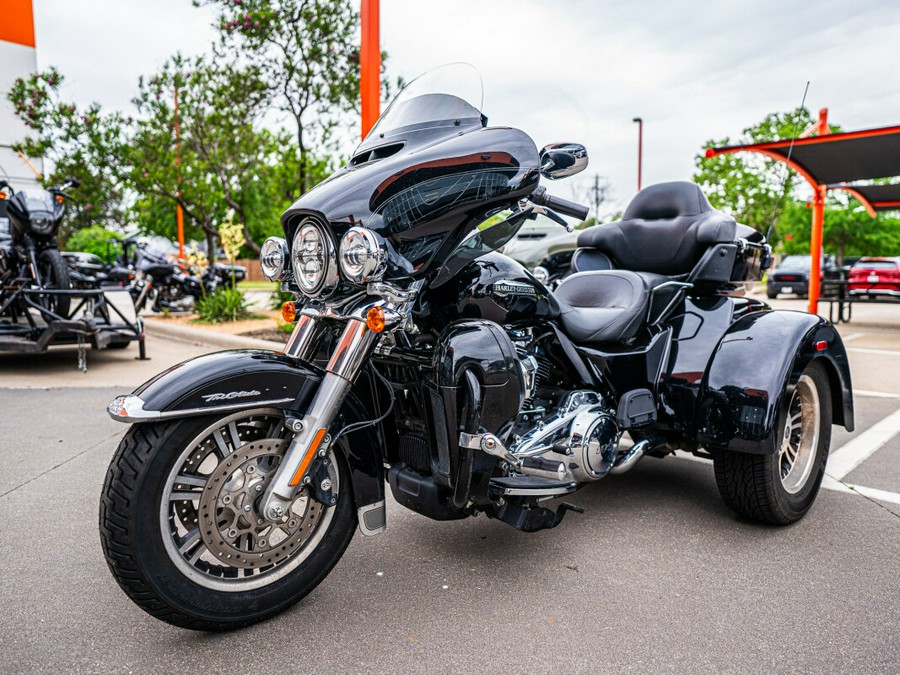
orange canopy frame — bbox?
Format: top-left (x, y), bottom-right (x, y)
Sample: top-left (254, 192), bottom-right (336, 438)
top-left (705, 110), bottom-right (900, 313)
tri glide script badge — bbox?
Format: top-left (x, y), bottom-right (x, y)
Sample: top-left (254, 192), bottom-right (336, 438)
top-left (200, 390), bottom-right (261, 403)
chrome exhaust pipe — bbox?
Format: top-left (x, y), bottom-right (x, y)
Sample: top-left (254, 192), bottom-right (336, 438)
top-left (609, 438), bottom-right (651, 475)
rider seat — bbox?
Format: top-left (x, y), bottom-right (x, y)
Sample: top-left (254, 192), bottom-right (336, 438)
top-left (553, 182), bottom-right (737, 344)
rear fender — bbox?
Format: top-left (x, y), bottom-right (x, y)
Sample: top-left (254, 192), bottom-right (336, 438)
top-left (697, 311), bottom-right (853, 454)
top-left (107, 349), bottom-right (386, 527)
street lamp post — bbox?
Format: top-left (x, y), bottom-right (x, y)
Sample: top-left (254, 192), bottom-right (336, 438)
top-left (632, 117), bottom-right (643, 192)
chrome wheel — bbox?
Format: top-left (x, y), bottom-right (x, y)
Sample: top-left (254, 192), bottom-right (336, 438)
top-left (778, 374), bottom-right (821, 494)
top-left (159, 409), bottom-right (338, 592)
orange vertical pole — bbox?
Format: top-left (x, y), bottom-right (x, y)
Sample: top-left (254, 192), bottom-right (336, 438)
top-left (808, 185), bottom-right (826, 314)
top-left (806, 110), bottom-right (829, 315)
top-left (360, 0), bottom-right (381, 140)
top-left (174, 83), bottom-right (185, 259)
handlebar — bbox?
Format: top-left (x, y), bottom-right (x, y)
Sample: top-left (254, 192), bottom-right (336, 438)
top-left (530, 186), bottom-right (589, 221)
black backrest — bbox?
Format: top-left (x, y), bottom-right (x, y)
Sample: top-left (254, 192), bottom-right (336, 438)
top-left (576, 182), bottom-right (737, 276)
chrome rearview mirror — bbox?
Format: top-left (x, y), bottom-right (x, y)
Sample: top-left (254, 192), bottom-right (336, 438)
top-left (539, 143), bottom-right (588, 180)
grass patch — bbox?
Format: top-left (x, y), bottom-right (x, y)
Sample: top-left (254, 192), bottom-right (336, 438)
top-left (238, 280), bottom-right (280, 291)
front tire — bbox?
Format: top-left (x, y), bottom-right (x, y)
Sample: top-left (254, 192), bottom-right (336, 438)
top-left (99, 409), bottom-right (356, 630)
top-left (713, 360), bottom-right (831, 525)
top-left (36, 249), bottom-right (71, 317)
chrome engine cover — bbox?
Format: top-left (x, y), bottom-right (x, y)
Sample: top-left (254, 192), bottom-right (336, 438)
top-left (550, 407), bottom-right (619, 481)
top-left (511, 390), bottom-right (620, 482)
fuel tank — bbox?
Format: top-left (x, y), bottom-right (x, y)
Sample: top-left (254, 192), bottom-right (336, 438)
top-left (280, 126), bottom-right (540, 280)
top-left (426, 251), bottom-right (560, 328)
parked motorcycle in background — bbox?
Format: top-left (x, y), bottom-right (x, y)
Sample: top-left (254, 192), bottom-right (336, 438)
top-left (0, 177), bottom-right (79, 319)
top-left (99, 65), bottom-right (854, 631)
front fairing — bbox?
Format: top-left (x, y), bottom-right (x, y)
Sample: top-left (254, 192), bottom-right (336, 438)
top-left (6, 189), bottom-right (63, 239)
top-left (281, 124), bottom-right (540, 280)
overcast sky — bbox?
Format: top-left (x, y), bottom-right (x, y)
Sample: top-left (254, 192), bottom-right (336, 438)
top-left (30, 0), bottom-right (900, 212)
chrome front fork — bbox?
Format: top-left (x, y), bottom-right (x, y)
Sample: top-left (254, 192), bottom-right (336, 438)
top-left (260, 316), bottom-right (378, 521)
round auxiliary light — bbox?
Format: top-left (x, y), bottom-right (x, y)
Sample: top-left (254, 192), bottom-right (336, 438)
top-left (291, 220), bottom-right (338, 297)
top-left (259, 236), bottom-right (288, 281)
top-left (339, 227), bottom-right (386, 284)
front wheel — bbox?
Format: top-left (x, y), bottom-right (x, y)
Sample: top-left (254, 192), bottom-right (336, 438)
top-left (713, 360), bottom-right (831, 525)
top-left (99, 408), bottom-right (357, 630)
top-left (36, 249), bottom-right (71, 318)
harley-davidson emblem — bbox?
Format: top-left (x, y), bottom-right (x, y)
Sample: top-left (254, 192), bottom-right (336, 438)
top-left (201, 390), bottom-right (261, 403)
top-left (490, 281), bottom-right (537, 298)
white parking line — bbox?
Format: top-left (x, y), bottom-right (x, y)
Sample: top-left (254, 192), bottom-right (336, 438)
top-left (853, 389), bottom-right (900, 399)
top-left (826, 407), bottom-right (900, 480)
top-left (848, 347), bottom-right (900, 357)
top-left (841, 332), bottom-right (865, 342)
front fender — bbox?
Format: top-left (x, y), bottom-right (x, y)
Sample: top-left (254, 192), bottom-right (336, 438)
top-left (697, 311), bottom-right (854, 454)
top-left (111, 350), bottom-right (319, 419)
top-left (107, 349), bottom-right (386, 524)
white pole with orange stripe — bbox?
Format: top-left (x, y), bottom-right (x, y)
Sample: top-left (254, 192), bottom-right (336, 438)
top-left (0, 0), bottom-right (41, 191)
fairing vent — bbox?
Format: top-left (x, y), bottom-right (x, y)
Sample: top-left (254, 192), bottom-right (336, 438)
top-left (349, 142), bottom-right (405, 167)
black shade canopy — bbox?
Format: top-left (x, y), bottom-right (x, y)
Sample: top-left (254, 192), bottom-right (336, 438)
top-left (706, 125), bottom-right (900, 186)
top-left (829, 183), bottom-right (900, 212)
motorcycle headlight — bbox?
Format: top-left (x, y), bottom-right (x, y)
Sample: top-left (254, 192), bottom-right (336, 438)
top-left (30, 216), bottom-right (54, 235)
top-left (339, 227), bottom-right (387, 284)
top-left (291, 219), bottom-right (338, 297)
top-left (259, 236), bottom-right (289, 281)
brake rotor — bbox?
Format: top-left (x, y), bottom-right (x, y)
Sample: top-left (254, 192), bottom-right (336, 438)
top-left (197, 439), bottom-right (323, 570)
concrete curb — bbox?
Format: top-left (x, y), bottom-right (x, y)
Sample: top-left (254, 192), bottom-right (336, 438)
top-left (143, 318), bottom-right (286, 351)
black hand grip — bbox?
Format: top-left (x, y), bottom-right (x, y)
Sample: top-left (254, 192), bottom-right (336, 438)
top-left (531, 186), bottom-right (589, 221)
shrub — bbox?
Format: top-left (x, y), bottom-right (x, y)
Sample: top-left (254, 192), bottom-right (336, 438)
top-left (194, 287), bottom-right (253, 324)
top-left (269, 287), bottom-right (296, 310)
top-left (64, 225), bottom-right (121, 260)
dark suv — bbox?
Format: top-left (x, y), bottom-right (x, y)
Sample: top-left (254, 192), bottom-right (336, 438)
top-left (767, 254), bottom-right (840, 298)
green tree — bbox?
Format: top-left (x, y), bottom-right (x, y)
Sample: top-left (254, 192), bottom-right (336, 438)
top-left (694, 107), bottom-right (828, 238)
top-left (6, 68), bottom-right (127, 240)
top-left (778, 197), bottom-right (900, 263)
top-left (198, 0), bottom-right (369, 194)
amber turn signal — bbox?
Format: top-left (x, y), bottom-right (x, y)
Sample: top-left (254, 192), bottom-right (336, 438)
top-left (55, 194), bottom-right (65, 203)
top-left (366, 306), bottom-right (385, 333)
top-left (281, 301), bottom-right (297, 323)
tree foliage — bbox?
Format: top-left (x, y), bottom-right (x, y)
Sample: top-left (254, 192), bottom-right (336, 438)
top-left (7, 0), bottom-right (372, 255)
top-left (7, 69), bottom-right (127, 241)
top-left (777, 198), bottom-right (900, 262)
top-left (199, 0), bottom-right (365, 194)
top-left (694, 107), bottom-right (819, 236)
top-left (693, 108), bottom-right (900, 261)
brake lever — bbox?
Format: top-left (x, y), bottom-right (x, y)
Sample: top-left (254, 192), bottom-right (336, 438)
top-left (518, 199), bottom-right (575, 232)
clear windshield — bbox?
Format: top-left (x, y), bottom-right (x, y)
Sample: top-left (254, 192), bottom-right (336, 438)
top-left (362, 63), bottom-right (484, 144)
top-left (18, 189), bottom-right (55, 213)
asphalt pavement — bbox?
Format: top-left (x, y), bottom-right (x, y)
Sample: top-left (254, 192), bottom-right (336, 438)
top-left (1, 296), bottom-right (898, 673)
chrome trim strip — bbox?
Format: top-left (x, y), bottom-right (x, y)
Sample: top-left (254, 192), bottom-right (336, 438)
top-left (497, 485), bottom-right (577, 497)
top-left (107, 394), bottom-right (295, 423)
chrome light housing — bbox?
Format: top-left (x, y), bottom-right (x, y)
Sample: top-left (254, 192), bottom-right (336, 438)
top-left (259, 236), bottom-right (289, 281)
top-left (291, 219), bottom-right (339, 297)
top-left (339, 227), bottom-right (387, 284)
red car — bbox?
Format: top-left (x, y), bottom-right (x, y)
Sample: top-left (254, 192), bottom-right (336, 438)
top-left (848, 257), bottom-right (900, 297)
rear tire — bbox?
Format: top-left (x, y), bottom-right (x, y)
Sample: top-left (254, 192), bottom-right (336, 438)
top-left (766, 288), bottom-right (777, 299)
top-left (713, 360), bottom-right (831, 525)
top-left (99, 409), bottom-right (357, 630)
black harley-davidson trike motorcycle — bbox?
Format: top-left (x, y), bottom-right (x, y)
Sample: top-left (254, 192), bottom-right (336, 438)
top-left (100, 67), bottom-right (853, 630)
